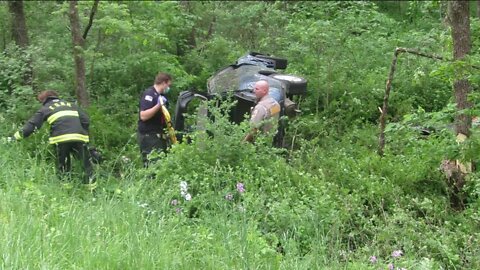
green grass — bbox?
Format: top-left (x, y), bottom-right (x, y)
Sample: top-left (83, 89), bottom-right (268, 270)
top-left (1, 122), bottom-right (479, 269)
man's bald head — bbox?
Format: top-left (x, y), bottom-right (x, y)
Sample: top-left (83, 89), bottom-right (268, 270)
top-left (254, 80), bottom-right (269, 100)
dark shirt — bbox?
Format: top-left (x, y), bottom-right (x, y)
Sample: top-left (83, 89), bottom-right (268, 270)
top-left (138, 86), bottom-right (167, 134)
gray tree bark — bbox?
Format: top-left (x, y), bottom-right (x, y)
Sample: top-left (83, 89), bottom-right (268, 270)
top-left (447, 0), bottom-right (471, 210)
top-left (449, 1), bottom-right (471, 136)
top-left (69, 0), bottom-right (89, 106)
top-left (8, 0), bottom-right (33, 88)
top-left (8, 0), bottom-right (29, 48)
top-left (68, 0), bottom-right (99, 107)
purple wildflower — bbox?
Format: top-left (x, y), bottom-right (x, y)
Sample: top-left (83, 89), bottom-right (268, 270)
top-left (175, 207), bottom-right (182, 214)
top-left (236, 182), bottom-right (245, 193)
top-left (369, 255), bottom-right (377, 264)
top-left (388, 263), bottom-right (395, 270)
top-left (225, 193), bottom-right (233, 200)
top-left (171, 199), bottom-right (178, 206)
top-left (392, 250), bottom-right (403, 258)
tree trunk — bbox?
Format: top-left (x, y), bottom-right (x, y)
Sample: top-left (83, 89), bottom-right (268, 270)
top-left (8, 0), bottom-right (29, 48)
top-left (477, 0), bottom-right (480, 18)
top-left (448, 0), bottom-right (471, 210)
top-left (450, 1), bottom-right (471, 136)
top-left (69, 0), bottom-right (89, 107)
top-left (180, 1), bottom-right (196, 50)
top-left (8, 0), bottom-right (33, 88)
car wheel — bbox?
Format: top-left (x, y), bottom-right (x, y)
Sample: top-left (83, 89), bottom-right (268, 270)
top-left (255, 55), bottom-right (288, 70)
top-left (270, 74), bottom-right (307, 95)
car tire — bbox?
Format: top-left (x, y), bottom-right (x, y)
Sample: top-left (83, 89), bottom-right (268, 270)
top-left (251, 53), bottom-right (288, 69)
top-left (270, 74), bottom-right (307, 95)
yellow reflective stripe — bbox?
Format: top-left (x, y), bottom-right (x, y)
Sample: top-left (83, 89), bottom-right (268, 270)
top-left (47, 111), bottom-right (79, 124)
top-left (83, 182), bottom-right (97, 191)
top-left (49, 133), bottom-right (89, 144)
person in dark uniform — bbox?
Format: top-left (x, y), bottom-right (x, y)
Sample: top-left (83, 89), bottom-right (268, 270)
top-left (10, 90), bottom-right (95, 188)
top-left (138, 72), bottom-right (173, 167)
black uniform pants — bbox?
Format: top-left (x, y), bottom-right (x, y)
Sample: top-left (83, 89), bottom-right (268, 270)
top-left (55, 141), bottom-right (94, 184)
top-left (138, 132), bottom-right (167, 167)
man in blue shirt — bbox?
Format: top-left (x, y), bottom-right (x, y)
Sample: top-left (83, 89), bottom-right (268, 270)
top-left (138, 72), bottom-right (172, 167)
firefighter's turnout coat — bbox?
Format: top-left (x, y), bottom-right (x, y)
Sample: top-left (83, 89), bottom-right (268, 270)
top-left (18, 96), bottom-right (89, 144)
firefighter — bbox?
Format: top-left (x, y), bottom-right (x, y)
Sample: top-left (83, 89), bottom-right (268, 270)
top-left (9, 90), bottom-right (95, 188)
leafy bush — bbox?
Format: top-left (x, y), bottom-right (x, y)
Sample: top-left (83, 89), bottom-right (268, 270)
top-left (0, 45), bottom-right (34, 117)
top-left (1, 1), bottom-right (480, 269)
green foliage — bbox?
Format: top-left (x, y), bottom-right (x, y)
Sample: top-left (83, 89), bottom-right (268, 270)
top-left (288, 120), bottom-right (479, 268)
top-left (180, 36), bottom-right (244, 90)
top-left (2, 107), bottom-right (479, 268)
top-left (1, 1), bottom-right (480, 268)
top-left (0, 45), bottom-right (34, 116)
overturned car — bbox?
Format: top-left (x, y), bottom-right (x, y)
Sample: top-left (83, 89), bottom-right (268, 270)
top-left (173, 52), bottom-right (308, 146)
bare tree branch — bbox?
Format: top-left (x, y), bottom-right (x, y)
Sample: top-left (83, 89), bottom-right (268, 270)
top-left (378, 47), bottom-right (446, 156)
top-left (395, 47), bottom-right (445, 61)
top-left (377, 43), bottom-right (480, 156)
top-left (82, 0), bottom-right (100, 40)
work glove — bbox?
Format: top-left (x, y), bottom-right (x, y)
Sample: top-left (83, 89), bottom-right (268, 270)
top-left (158, 95), bottom-right (168, 107)
top-left (13, 131), bottom-right (22, 141)
top-left (2, 131), bottom-right (22, 143)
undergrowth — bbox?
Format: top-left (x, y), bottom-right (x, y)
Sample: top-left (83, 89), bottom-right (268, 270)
top-left (1, 103), bottom-right (479, 269)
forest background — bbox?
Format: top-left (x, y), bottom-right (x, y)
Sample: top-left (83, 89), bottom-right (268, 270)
top-left (1, 1), bottom-right (480, 269)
